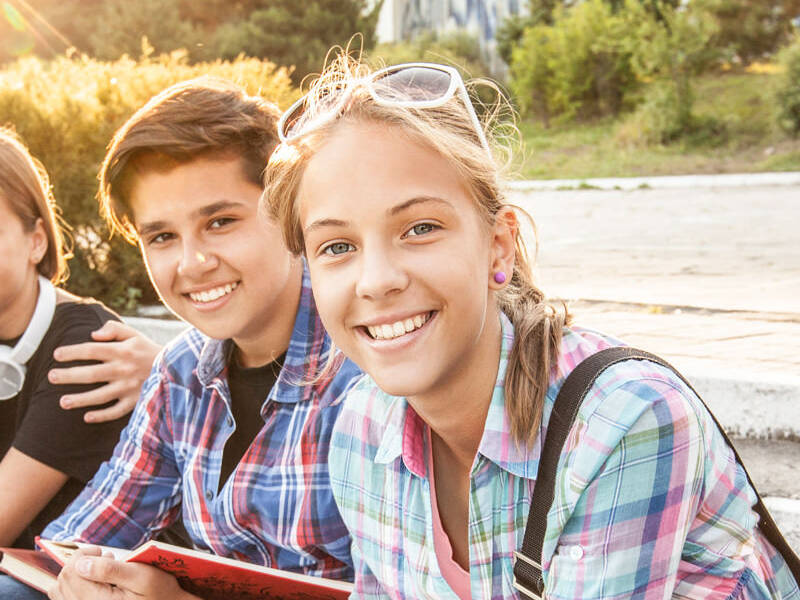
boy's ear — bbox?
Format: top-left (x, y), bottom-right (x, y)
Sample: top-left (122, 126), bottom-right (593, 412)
top-left (488, 206), bottom-right (517, 289)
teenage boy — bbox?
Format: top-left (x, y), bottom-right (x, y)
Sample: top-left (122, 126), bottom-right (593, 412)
top-left (1, 77), bottom-right (361, 600)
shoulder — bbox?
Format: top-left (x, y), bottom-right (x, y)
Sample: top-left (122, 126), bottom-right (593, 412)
top-left (547, 327), bottom-right (710, 512)
top-left (147, 326), bottom-right (210, 388)
top-left (48, 299), bottom-right (120, 343)
top-left (330, 374), bottom-right (401, 464)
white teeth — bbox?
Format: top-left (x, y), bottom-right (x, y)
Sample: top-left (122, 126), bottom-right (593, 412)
top-left (189, 282), bottom-right (238, 303)
top-left (366, 312), bottom-right (430, 341)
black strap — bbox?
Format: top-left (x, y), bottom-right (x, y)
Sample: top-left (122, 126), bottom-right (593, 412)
top-left (513, 346), bottom-right (800, 599)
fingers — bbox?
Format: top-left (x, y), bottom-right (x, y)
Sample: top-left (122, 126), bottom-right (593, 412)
top-left (59, 380), bottom-right (124, 410)
top-left (50, 362), bottom-right (114, 386)
top-left (83, 393), bottom-right (139, 424)
top-left (52, 341), bottom-right (115, 365)
top-left (90, 320), bottom-right (139, 343)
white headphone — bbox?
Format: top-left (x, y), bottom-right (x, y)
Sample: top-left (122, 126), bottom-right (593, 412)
top-left (0, 276), bottom-right (57, 400)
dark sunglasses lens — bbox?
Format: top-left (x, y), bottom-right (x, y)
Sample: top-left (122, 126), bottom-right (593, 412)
top-left (373, 66), bottom-right (452, 102)
top-left (283, 84), bottom-right (346, 139)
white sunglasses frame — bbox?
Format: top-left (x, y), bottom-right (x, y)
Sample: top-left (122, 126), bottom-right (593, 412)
top-left (277, 62), bottom-right (491, 157)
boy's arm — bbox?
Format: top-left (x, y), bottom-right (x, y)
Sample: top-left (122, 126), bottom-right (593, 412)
top-left (43, 360), bottom-right (183, 548)
top-left (48, 321), bottom-right (162, 423)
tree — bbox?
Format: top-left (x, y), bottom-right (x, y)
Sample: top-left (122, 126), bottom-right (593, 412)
top-left (700, 0), bottom-right (800, 65)
top-left (207, 0), bottom-right (381, 82)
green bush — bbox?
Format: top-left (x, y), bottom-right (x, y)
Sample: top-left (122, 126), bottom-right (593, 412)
top-left (775, 35), bottom-right (800, 137)
top-left (0, 52), bottom-right (297, 312)
top-left (508, 0), bottom-right (638, 125)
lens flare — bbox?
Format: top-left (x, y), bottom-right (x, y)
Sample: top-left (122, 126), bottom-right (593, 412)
top-left (3, 2), bottom-right (26, 32)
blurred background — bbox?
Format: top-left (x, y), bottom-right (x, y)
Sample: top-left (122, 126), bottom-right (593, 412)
top-left (1, 0), bottom-right (799, 310)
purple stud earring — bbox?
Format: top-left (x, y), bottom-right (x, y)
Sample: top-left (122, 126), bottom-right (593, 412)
top-left (493, 271), bottom-right (507, 284)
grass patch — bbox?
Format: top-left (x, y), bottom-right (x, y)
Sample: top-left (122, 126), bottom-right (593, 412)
top-left (516, 71), bottom-right (800, 179)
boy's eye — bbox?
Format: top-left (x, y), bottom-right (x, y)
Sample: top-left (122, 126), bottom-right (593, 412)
top-left (322, 242), bottom-right (354, 256)
top-left (406, 223), bottom-right (438, 237)
top-left (149, 232), bottom-right (174, 245)
top-left (210, 217), bottom-right (235, 229)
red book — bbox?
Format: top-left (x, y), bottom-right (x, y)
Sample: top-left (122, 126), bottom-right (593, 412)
top-left (2, 538), bottom-right (353, 600)
top-left (0, 547), bottom-right (61, 594)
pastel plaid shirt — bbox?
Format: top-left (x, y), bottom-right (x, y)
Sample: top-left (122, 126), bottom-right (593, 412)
top-left (329, 313), bottom-right (799, 599)
top-left (44, 266), bottom-right (362, 580)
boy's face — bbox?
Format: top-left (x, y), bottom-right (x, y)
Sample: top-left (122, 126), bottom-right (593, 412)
top-left (130, 156), bottom-right (302, 366)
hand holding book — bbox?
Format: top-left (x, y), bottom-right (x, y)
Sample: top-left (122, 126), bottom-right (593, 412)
top-left (1, 538), bottom-right (353, 600)
top-left (51, 545), bottom-right (199, 600)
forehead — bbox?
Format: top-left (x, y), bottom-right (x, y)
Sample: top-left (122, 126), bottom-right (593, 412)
top-left (129, 156), bottom-right (259, 225)
top-left (299, 121), bottom-right (468, 212)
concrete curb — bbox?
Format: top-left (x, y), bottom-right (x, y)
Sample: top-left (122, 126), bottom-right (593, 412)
top-left (509, 171), bottom-right (800, 191)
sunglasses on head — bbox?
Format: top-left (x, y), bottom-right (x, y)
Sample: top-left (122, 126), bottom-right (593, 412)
top-left (277, 62), bottom-right (491, 156)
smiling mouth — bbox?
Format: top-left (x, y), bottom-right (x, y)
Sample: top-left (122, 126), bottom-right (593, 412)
top-left (188, 282), bottom-right (239, 304)
top-left (365, 311), bottom-right (432, 340)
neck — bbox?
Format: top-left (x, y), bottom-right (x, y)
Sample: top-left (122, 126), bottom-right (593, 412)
top-left (233, 260), bottom-right (304, 368)
top-left (0, 271), bottom-right (40, 340)
top-left (407, 311), bottom-right (503, 469)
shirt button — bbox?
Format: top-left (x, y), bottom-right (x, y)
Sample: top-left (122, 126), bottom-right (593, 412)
top-left (569, 545), bottom-right (584, 561)
top-left (205, 490), bottom-right (213, 501)
top-left (227, 416), bottom-right (233, 427)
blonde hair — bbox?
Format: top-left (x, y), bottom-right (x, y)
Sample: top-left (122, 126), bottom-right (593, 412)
top-left (264, 55), bottom-right (569, 445)
top-left (0, 127), bottom-right (69, 284)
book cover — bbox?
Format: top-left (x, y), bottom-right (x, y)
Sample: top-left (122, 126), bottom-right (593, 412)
top-left (37, 538), bottom-right (353, 600)
top-left (0, 547), bottom-right (60, 594)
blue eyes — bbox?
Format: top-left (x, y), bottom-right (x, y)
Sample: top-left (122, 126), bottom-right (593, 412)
top-left (324, 242), bottom-right (354, 256)
top-left (318, 222), bottom-right (440, 258)
top-left (407, 223), bottom-right (436, 236)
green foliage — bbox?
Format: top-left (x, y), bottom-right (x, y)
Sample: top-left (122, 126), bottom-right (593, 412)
top-left (0, 52), bottom-right (297, 311)
top-left (698, 0), bottom-right (800, 65)
top-left (207, 0), bottom-right (380, 83)
top-left (619, 0), bottom-right (722, 143)
top-left (495, 0), bottom-right (558, 65)
top-left (85, 0), bottom-right (200, 60)
top-left (0, 0), bottom-right (380, 84)
top-left (509, 0), bottom-right (638, 125)
top-left (775, 35), bottom-right (800, 137)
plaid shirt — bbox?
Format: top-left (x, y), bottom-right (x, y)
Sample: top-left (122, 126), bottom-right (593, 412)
top-left (44, 266), bottom-right (362, 580)
top-left (329, 313), bottom-right (799, 599)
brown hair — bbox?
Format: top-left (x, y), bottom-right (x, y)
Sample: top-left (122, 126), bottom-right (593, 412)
top-left (98, 76), bottom-right (281, 242)
top-left (0, 127), bottom-right (69, 284)
top-left (264, 55), bottom-right (570, 445)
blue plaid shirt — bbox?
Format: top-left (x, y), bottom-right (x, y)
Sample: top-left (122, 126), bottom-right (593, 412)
top-left (44, 265), bottom-right (362, 580)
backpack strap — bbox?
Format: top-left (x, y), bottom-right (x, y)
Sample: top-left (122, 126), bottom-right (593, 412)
top-left (512, 346), bottom-right (800, 599)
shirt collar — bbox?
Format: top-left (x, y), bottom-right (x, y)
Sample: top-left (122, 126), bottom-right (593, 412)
top-left (373, 312), bottom-right (543, 481)
top-left (195, 261), bottom-right (333, 404)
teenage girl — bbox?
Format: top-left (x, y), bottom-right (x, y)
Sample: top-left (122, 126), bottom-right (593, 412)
top-left (0, 128), bottom-right (150, 551)
top-left (263, 57), bottom-right (800, 599)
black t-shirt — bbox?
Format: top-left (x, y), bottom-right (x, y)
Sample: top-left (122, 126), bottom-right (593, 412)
top-left (218, 351), bottom-right (285, 492)
top-left (0, 300), bottom-right (130, 548)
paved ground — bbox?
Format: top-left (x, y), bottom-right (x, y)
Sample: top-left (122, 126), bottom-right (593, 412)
top-left (509, 182), bottom-right (800, 549)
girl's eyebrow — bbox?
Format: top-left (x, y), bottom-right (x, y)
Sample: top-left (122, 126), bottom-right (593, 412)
top-left (389, 196), bottom-right (453, 216)
top-left (303, 196), bottom-right (455, 236)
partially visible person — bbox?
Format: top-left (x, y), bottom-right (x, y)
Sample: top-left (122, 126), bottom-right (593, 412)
top-left (49, 319), bottom-right (161, 423)
top-left (264, 57), bottom-right (800, 599)
top-left (0, 128), bottom-right (131, 552)
top-left (7, 77), bottom-right (363, 600)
